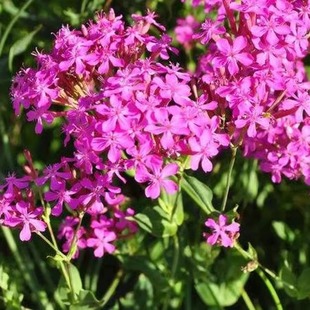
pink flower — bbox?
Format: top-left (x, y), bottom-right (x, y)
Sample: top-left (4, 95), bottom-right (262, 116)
top-left (146, 34), bottom-right (178, 60)
top-left (250, 15), bottom-right (290, 45)
top-left (87, 229), bottom-right (116, 257)
top-left (152, 74), bottom-right (191, 105)
top-left (194, 18), bottom-right (225, 44)
top-left (175, 15), bottom-right (200, 49)
top-left (2, 174), bottom-right (29, 199)
top-left (145, 108), bottom-right (189, 149)
top-left (204, 215), bottom-right (240, 248)
top-left (5, 201), bottom-right (46, 241)
top-left (189, 127), bottom-right (220, 172)
top-left (212, 36), bottom-right (253, 75)
top-left (44, 181), bottom-right (79, 216)
top-left (135, 161), bottom-right (179, 199)
top-left (58, 216), bottom-right (87, 258)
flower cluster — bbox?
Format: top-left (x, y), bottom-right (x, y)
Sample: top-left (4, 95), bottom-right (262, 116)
top-left (6, 9), bottom-right (230, 253)
top-left (3, 0), bottom-right (310, 254)
top-left (11, 8), bottom-right (230, 199)
top-left (0, 152), bottom-right (137, 257)
top-left (191, 0), bottom-right (310, 185)
top-left (0, 173), bottom-right (46, 242)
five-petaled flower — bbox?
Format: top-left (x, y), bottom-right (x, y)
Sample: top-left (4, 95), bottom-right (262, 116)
top-left (204, 214), bottom-right (240, 248)
top-left (4, 201), bottom-right (46, 241)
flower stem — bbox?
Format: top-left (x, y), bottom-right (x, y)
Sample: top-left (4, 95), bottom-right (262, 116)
top-left (234, 242), bottom-right (295, 289)
top-left (257, 269), bottom-right (283, 310)
top-left (67, 212), bottom-right (84, 260)
top-left (163, 233), bottom-right (180, 310)
top-left (223, 0), bottom-right (238, 34)
top-left (65, 263), bottom-right (77, 303)
top-left (235, 242), bottom-right (286, 310)
top-left (36, 232), bottom-right (74, 301)
top-left (241, 289), bottom-right (256, 310)
top-left (100, 269), bottom-right (123, 307)
top-left (1, 227), bottom-right (48, 309)
top-left (38, 209), bottom-right (77, 303)
top-left (221, 146), bottom-right (238, 212)
top-left (36, 232), bottom-right (65, 257)
top-left (0, 0), bottom-right (34, 56)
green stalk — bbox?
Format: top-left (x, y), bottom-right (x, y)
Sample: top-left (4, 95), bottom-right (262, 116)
top-left (36, 232), bottom-right (66, 260)
top-left (67, 212), bottom-right (84, 261)
top-left (257, 269), bottom-right (283, 310)
top-left (235, 242), bottom-right (295, 290)
top-left (0, 115), bottom-right (14, 170)
top-left (221, 146), bottom-right (238, 212)
top-left (100, 269), bottom-right (123, 307)
top-left (162, 233), bottom-right (180, 310)
top-left (1, 227), bottom-right (47, 308)
top-left (80, 0), bottom-right (88, 14)
top-left (184, 278), bottom-right (191, 310)
top-left (171, 233), bottom-right (180, 280)
top-left (89, 259), bottom-right (103, 292)
top-left (38, 206), bottom-right (76, 302)
top-left (65, 262), bottom-right (77, 303)
top-left (28, 242), bottom-right (55, 291)
top-left (241, 289), bottom-right (256, 310)
top-left (0, 0), bottom-right (34, 56)
top-left (36, 232), bottom-right (73, 301)
top-left (28, 244), bottom-right (66, 309)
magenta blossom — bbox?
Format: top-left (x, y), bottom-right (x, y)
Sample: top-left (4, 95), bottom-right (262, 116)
top-left (87, 229), bottom-right (117, 258)
top-left (212, 36), bottom-right (253, 75)
top-left (135, 161), bottom-right (179, 199)
top-left (5, 201), bottom-right (46, 241)
top-left (175, 15), bottom-right (200, 49)
top-left (204, 215), bottom-right (240, 248)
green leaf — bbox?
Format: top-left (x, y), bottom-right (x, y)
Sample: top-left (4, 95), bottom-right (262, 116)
top-left (69, 290), bottom-right (101, 310)
top-left (134, 206), bottom-right (178, 237)
top-left (279, 265), bottom-right (297, 298)
top-left (181, 174), bottom-right (214, 214)
top-left (8, 25), bottom-right (42, 71)
top-left (173, 193), bottom-right (184, 226)
top-left (68, 264), bottom-right (83, 296)
top-left (272, 221), bottom-right (295, 242)
top-left (0, 0), bottom-right (34, 57)
top-left (159, 189), bottom-right (184, 226)
top-left (194, 253), bottom-right (248, 307)
top-left (247, 243), bottom-right (258, 261)
top-left (190, 242), bottom-right (221, 273)
top-left (195, 274), bottom-right (248, 307)
top-left (297, 268), bottom-right (310, 299)
top-left (0, 265), bottom-right (9, 290)
top-left (122, 255), bottom-right (169, 291)
top-left (56, 277), bottom-right (71, 305)
top-left (148, 240), bottom-right (165, 262)
top-left (120, 274), bottom-right (155, 309)
top-left (55, 263), bottom-right (83, 304)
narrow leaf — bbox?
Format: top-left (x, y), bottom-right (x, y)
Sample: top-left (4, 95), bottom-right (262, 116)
top-left (181, 174), bottom-right (214, 214)
top-left (134, 206), bottom-right (178, 237)
top-left (8, 25), bottom-right (42, 71)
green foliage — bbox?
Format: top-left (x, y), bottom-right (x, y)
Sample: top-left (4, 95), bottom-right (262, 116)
top-left (194, 254), bottom-right (249, 307)
top-left (8, 25), bottom-right (42, 71)
top-left (181, 173), bottom-right (215, 214)
top-left (134, 189), bottom-right (184, 237)
top-left (1, 1), bottom-right (310, 309)
top-left (0, 264), bottom-right (24, 309)
top-left (134, 206), bottom-right (179, 237)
